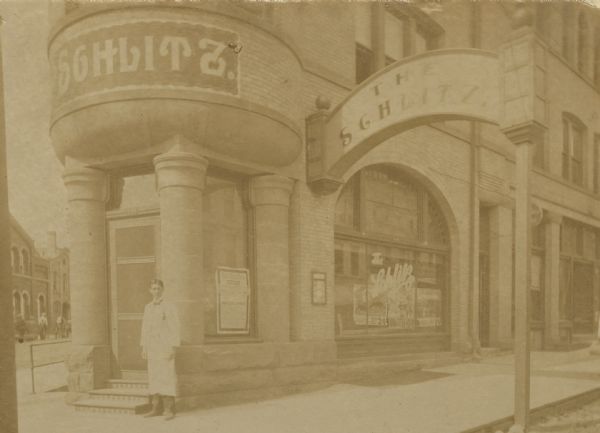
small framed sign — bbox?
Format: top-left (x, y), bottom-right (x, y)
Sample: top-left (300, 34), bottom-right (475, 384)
top-left (216, 267), bottom-right (251, 335)
top-left (311, 272), bottom-right (327, 305)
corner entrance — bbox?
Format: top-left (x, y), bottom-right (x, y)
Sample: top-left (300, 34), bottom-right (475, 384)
top-left (108, 214), bottom-right (160, 373)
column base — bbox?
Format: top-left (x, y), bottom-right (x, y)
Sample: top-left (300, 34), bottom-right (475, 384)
top-left (65, 345), bottom-right (112, 401)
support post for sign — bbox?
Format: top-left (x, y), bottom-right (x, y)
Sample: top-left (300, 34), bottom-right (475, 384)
top-left (503, 125), bottom-right (539, 431)
top-left (514, 140), bottom-right (531, 429)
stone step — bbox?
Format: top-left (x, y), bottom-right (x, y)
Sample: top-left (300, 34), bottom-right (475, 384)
top-left (106, 379), bottom-right (148, 390)
top-left (88, 388), bottom-right (149, 404)
top-left (73, 398), bottom-right (151, 415)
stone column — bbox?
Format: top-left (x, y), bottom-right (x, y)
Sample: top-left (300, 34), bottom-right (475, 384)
top-left (543, 211), bottom-right (562, 349)
top-left (488, 205), bottom-right (514, 348)
top-left (63, 161), bottom-right (110, 393)
top-left (154, 151), bottom-right (208, 345)
top-left (249, 175), bottom-right (295, 342)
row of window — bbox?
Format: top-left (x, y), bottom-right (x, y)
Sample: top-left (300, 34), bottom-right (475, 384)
top-left (555, 113), bottom-right (600, 193)
top-left (354, 3), bottom-right (443, 84)
top-left (13, 291), bottom-right (44, 320)
top-left (536, 3), bottom-right (600, 87)
top-left (11, 246), bottom-right (30, 275)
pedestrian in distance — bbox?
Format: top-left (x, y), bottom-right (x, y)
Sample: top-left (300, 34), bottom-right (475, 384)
top-left (140, 278), bottom-right (180, 421)
top-left (15, 314), bottom-right (27, 343)
top-left (38, 312), bottom-right (48, 340)
top-left (65, 318), bottom-right (71, 338)
top-left (55, 315), bottom-right (64, 339)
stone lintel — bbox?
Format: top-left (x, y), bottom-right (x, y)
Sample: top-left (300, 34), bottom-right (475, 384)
top-left (501, 122), bottom-right (545, 147)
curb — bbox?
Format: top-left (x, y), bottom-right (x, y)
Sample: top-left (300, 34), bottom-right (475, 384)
top-left (460, 387), bottom-right (600, 433)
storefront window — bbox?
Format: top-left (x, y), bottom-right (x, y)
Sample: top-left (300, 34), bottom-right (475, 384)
top-left (335, 165), bottom-right (449, 337)
top-left (203, 174), bottom-right (249, 336)
top-left (559, 218), bottom-right (599, 332)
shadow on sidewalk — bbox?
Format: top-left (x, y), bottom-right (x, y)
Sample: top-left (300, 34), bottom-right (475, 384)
top-left (342, 370), bottom-right (452, 387)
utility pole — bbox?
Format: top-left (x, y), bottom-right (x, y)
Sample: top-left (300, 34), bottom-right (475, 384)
top-left (0, 21), bottom-right (19, 433)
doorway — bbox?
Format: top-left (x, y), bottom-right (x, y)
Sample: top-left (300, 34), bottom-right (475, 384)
top-left (572, 261), bottom-right (594, 335)
top-left (108, 214), bottom-right (160, 373)
top-left (478, 253), bottom-right (490, 347)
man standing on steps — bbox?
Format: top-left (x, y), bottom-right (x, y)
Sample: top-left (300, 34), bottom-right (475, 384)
top-left (140, 278), bottom-right (181, 421)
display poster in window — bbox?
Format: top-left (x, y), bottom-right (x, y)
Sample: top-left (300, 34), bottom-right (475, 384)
top-left (216, 267), bottom-right (250, 334)
top-left (416, 288), bottom-right (443, 328)
top-left (352, 284), bottom-right (369, 326)
top-left (531, 255), bottom-right (542, 291)
top-left (370, 262), bottom-right (416, 329)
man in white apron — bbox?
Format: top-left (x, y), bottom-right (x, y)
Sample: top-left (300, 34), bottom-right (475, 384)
top-left (140, 279), bottom-right (180, 420)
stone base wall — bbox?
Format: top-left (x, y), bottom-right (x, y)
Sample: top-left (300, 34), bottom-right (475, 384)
top-left (65, 345), bottom-right (111, 399)
top-left (173, 341), bottom-right (337, 407)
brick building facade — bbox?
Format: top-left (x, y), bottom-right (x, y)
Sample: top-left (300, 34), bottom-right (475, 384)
top-left (10, 217), bottom-right (70, 337)
top-left (46, 1), bottom-right (600, 407)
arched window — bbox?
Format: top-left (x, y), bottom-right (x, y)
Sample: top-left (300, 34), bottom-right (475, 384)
top-left (578, 12), bottom-right (589, 74)
top-left (53, 301), bottom-right (61, 316)
top-left (334, 165), bottom-right (449, 340)
top-left (11, 247), bottom-right (19, 272)
top-left (37, 294), bottom-right (46, 319)
top-left (21, 249), bottom-right (30, 275)
top-left (21, 291), bottom-right (30, 320)
top-left (13, 291), bottom-right (21, 318)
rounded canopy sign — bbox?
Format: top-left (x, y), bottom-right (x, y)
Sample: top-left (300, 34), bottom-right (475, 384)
top-left (319, 49), bottom-right (501, 179)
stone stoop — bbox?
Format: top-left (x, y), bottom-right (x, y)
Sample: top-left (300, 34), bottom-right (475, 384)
top-left (73, 379), bottom-right (151, 414)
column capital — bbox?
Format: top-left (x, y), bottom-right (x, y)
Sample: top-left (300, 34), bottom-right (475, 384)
top-left (543, 210), bottom-right (562, 225)
top-left (502, 122), bottom-right (545, 147)
top-left (249, 174), bottom-right (295, 208)
top-left (154, 151), bottom-right (209, 192)
top-left (62, 163), bottom-right (108, 203)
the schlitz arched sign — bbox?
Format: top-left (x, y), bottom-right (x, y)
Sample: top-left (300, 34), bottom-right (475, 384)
top-left (306, 49), bottom-right (503, 192)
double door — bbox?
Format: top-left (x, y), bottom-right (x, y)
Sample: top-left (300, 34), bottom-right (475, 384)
top-left (108, 214), bottom-right (160, 372)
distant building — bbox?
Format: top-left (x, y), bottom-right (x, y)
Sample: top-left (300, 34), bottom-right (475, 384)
top-left (10, 216), bottom-right (69, 337)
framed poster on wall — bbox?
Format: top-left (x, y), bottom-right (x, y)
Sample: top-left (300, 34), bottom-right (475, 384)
top-left (216, 266), bottom-right (250, 335)
top-left (312, 272), bottom-right (327, 305)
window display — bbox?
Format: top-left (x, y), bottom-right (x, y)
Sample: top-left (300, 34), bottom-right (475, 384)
top-left (335, 165), bottom-right (449, 337)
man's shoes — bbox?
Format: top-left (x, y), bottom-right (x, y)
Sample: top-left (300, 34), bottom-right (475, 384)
top-left (142, 394), bottom-right (163, 417)
top-left (163, 396), bottom-right (175, 421)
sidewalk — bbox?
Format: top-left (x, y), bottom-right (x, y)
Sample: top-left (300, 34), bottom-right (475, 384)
top-left (16, 348), bottom-right (600, 433)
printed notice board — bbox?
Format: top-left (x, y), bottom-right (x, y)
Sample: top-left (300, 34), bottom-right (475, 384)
top-left (216, 267), bottom-right (250, 334)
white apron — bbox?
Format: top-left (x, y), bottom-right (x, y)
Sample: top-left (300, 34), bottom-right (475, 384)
top-left (140, 299), bottom-right (181, 396)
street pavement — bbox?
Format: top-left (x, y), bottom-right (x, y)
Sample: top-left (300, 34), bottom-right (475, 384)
top-left (14, 347), bottom-right (600, 433)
